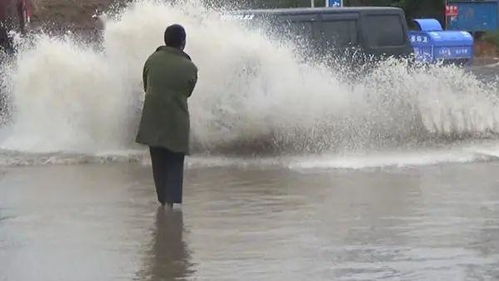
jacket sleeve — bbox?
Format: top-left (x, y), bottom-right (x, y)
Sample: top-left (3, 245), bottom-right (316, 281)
top-left (187, 70), bottom-right (198, 98)
top-left (142, 60), bottom-right (149, 92)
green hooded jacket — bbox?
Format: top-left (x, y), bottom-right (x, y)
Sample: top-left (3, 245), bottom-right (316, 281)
top-left (136, 46), bottom-right (198, 153)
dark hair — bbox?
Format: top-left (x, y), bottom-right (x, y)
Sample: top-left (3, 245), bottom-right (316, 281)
top-left (164, 24), bottom-right (186, 48)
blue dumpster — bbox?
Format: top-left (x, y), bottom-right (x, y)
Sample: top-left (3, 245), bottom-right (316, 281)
top-left (409, 19), bottom-right (474, 64)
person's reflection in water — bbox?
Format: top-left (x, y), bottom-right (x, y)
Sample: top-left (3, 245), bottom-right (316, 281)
top-left (139, 207), bottom-right (193, 281)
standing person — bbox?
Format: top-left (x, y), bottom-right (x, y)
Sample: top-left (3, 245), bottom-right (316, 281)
top-left (0, 0), bottom-right (14, 53)
top-left (0, 0), bottom-right (31, 31)
top-left (136, 24), bottom-right (198, 208)
top-left (16, 0), bottom-right (33, 34)
top-left (0, 0), bottom-right (32, 52)
top-left (0, 25), bottom-right (12, 53)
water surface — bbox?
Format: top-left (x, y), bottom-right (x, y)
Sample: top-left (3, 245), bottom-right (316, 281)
top-left (1, 162), bottom-right (499, 280)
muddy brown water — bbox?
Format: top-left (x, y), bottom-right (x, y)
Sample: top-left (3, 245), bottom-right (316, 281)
top-left (1, 161), bottom-right (499, 280)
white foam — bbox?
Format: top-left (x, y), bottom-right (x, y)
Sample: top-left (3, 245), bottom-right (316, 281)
top-left (288, 151), bottom-right (482, 170)
top-left (0, 0), bottom-right (497, 157)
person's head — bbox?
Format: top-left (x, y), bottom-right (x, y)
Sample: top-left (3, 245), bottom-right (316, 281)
top-left (164, 24), bottom-right (186, 50)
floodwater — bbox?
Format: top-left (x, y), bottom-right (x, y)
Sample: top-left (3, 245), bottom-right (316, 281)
top-left (1, 1), bottom-right (498, 280)
top-left (1, 161), bottom-right (499, 281)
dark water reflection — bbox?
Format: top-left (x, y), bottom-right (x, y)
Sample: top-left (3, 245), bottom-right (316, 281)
top-left (138, 208), bottom-right (193, 281)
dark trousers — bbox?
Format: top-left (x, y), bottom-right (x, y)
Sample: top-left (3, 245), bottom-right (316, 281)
top-left (0, 24), bottom-right (13, 54)
top-left (149, 147), bottom-right (185, 205)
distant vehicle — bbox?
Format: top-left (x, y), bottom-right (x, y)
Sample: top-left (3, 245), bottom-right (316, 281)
top-left (224, 7), bottom-right (414, 62)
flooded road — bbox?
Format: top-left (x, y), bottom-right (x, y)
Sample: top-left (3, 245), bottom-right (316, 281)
top-left (1, 162), bottom-right (499, 280)
top-left (0, 0), bottom-right (497, 279)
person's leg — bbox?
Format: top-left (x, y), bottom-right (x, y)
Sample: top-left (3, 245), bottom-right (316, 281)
top-left (0, 24), bottom-right (13, 54)
top-left (164, 150), bottom-right (185, 205)
top-left (149, 147), bottom-right (169, 206)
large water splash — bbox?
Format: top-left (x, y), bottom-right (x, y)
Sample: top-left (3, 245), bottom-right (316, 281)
top-left (0, 0), bottom-right (497, 158)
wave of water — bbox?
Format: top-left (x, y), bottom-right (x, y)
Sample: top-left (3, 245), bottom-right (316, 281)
top-left (0, 0), bottom-right (498, 167)
top-left (1, 141), bottom-right (499, 169)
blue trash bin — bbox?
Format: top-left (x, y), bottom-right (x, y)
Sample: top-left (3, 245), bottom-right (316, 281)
top-left (409, 19), bottom-right (474, 65)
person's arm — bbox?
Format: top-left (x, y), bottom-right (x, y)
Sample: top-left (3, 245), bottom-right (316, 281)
top-left (142, 60), bottom-right (149, 92)
top-left (187, 70), bottom-right (198, 98)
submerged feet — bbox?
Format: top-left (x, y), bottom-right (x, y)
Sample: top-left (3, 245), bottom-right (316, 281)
top-left (160, 201), bottom-right (174, 209)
